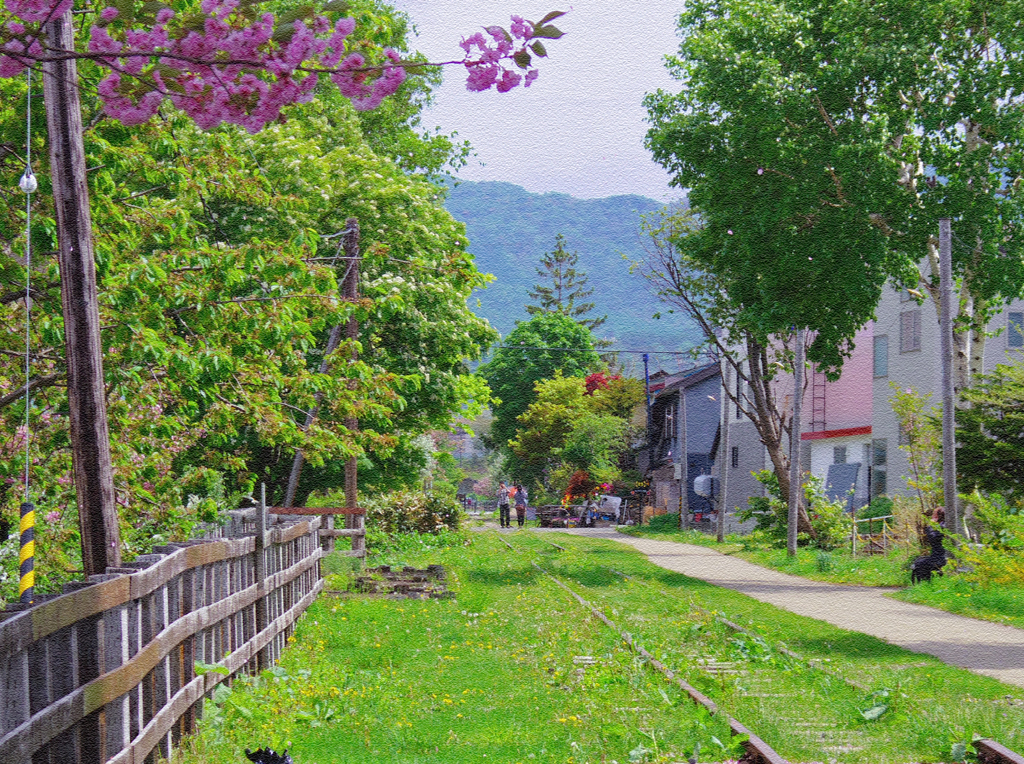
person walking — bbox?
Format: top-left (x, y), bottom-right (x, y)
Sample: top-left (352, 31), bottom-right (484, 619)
top-left (514, 484), bottom-right (528, 528)
top-left (497, 481), bottom-right (511, 528)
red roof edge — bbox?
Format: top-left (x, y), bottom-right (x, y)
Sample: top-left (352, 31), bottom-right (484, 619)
top-left (801, 425), bottom-right (872, 441)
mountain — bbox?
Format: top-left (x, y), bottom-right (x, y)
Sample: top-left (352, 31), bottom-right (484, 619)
top-left (444, 181), bottom-right (700, 369)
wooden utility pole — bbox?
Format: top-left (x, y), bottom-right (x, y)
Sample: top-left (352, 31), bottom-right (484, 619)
top-left (341, 219), bottom-right (363, 556)
top-left (42, 10), bottom-right (121, 576)
top-left (787, 329), bottom-right (804, 557)
top-left (939, 218), bottom-right (961, 536)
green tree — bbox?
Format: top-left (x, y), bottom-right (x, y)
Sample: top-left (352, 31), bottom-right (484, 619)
top-left (633, 206), bottom-right (815, 534)
top-left (0, 5), bottom-right (497, 587)
top-left (526, 233), bottom-right (606, 334)
top-left (956, 364), bottom-right (1024, 500)
top-left (644, 0), bottom-right (1024, 380)
top-left (479, 312), bottom-right (600, 453)
top-left (507, 374), bottom-right (633, 498)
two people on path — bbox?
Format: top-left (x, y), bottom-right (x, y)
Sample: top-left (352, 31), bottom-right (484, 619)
top-left (496, 481), bottom-right (529, 528)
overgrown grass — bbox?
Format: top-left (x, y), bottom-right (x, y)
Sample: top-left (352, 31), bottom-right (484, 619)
top-left (177, 531), bottom-right (1024, 764)
top-left (891, 575), bottom-right (1024, 630)
top-left (179, 533), bottom-right (738, 764)
top-left (515, 533), bottom-right (1024, 763)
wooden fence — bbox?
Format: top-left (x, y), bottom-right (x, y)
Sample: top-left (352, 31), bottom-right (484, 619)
top-left (0, 506), bottom-right (324, 764)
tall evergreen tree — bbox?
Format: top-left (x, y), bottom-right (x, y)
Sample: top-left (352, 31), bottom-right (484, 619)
top-left (526, 234), bottom-right (607, 333)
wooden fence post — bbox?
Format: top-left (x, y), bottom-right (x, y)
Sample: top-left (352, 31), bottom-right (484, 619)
top-left (255, 485), bottom-right (269, 670)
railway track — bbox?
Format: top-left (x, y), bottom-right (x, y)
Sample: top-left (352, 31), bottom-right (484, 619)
top-left (496, 533), bottom-right (1024, 764)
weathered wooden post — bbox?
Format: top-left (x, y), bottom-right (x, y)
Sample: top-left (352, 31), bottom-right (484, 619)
top-left (255, 484), bottom-right (270, 670)
top-left (42, 9), bottom-right (121, 576)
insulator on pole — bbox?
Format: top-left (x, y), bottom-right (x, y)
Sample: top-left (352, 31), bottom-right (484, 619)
top-left (19, 501), bottom-right (35, 603)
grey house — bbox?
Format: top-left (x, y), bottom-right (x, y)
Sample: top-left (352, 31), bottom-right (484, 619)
top-left (640, 363), bottom-right (722, 520)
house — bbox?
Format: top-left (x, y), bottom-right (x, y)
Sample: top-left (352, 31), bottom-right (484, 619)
top-left (871, 282), bottom-right (1024, 501)
top-left (718, 281), bottom-right (1024, 520)
top-left (640, 362), bottom-right (721, 519)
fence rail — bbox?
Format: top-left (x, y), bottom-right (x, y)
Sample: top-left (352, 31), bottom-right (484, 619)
top-left (0, 507), bottom-right (323, 764)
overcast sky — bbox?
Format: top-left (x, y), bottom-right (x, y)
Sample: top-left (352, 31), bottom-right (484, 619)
top-left (392, 1), bottom-right (687, 202)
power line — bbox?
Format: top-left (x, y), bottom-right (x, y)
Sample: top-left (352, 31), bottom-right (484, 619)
top-left (493, 345), bottom-right (699, 356)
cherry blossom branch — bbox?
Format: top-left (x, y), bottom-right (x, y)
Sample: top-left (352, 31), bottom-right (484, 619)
top-left (1, 1), bottom-right (566, 132)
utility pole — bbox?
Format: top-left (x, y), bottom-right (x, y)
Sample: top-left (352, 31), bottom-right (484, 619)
top-left (678, 383), bottom-right (688, 530)
top-left (787, 329), bottom-right (804, 557)
top-left (717, 364), bottom-right (729, 542)
top-left (939, 218), bottom-right (961, 537)
top-left (43, 10), bottom-right (121, 576)
top-left (341, 219), bottom-right (363, 556)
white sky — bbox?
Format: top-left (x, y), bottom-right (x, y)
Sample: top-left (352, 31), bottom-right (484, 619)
top-left (392, 1), bottom-right (687, 202)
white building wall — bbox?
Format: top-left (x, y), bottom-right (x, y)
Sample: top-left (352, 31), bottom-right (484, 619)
top-left (872, 279), bottom-right (1024, 498)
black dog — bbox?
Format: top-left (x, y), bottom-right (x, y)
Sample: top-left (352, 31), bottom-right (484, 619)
top-left (246, 748), bottom-right (294, 764)
top-left (910, 554), bottom-right (946, 583)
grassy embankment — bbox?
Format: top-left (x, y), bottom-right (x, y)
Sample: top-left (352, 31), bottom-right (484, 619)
top-left (178, 530), bottom-right (1024, 764)
top-left (620, 522), bottom-right (1024, 630)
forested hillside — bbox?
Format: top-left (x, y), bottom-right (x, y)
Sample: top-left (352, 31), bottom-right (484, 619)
top-left (444, 181), bottom-right (699, 362)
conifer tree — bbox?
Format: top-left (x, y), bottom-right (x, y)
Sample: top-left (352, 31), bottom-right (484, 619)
top-left (526, 234), bottom-right (607, 333)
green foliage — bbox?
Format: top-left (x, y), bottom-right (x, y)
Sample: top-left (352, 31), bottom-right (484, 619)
top-left (645, 0), bottom-right (1024, 375)
top-left (479, 312), bottom-right (600, 452)
top-left (890, 385), bottom-right (943, 514)
top-left (858, 497), bottom-right (895, 534)
top-left (361, 490), bottom-right (463, 537)
top-left (507, 373), bottom-right (634, 497)
top-left (0, 5), bottom-right (496, 575)
top-left (738, 470), bottom-right (851, 550)
top-left (951, 491), bottom-right (1024, 587)
top-left (957, 364), bottom-right (1024, 500)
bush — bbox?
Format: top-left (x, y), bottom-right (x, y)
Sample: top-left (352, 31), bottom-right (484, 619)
top-left (362, 490), bottom-right (463, 536)
top-left (953, 491), bottom-right (1024, 587)
top-left (737, 470), bottom-right (851, 550)
top-left (856, 497), bottom-right (895, 534)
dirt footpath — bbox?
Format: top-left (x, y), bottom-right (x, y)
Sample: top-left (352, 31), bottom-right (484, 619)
top-left (546, 527), bottom-right (1024, 690)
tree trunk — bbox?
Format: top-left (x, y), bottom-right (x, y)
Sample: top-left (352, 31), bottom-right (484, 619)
top-left (42, 10), bottom-right (121, 576)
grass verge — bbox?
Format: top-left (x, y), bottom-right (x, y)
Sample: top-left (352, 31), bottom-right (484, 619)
top-left (178, 533), bottom-right (738, 764)
top-left (620, 524), bottom-right (1024, 628)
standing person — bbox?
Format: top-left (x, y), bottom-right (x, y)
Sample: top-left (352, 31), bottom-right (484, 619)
top-left (514, 484), bottom-right (529, 528)
top-left (497, 481), bottom-right (511, 528)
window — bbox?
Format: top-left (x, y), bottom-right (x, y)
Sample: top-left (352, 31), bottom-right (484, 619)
top-left (833, 446), bottom-right (847, 464)
top-left (731, 446), bottom-right (739, 469)
top-left (873, 335), bottom-right (888, 377)
top-left (735, 377), bottom-right (743, 419)
top-left (900, 310), bottom-right (921, 353)
top-left (1009, 312), bottom-right (1024, 348)
top-left (870, 438), bottom-right (887, 498)
top-left (872, 438), bottom-right (887, 466)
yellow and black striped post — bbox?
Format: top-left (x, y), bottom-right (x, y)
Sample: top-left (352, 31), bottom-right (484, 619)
top-left (19, 501), bottom-right (34, 603)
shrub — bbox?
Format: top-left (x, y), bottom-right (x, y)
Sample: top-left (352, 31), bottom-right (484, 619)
top-left (953, 491), bottom-right (1024, 587)
top-left (737, 470), bottom-right (851, 550)
top-left (361, 490), bottom-right (463, 536)
top-left (856, 496), bottom-right (895, 534)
